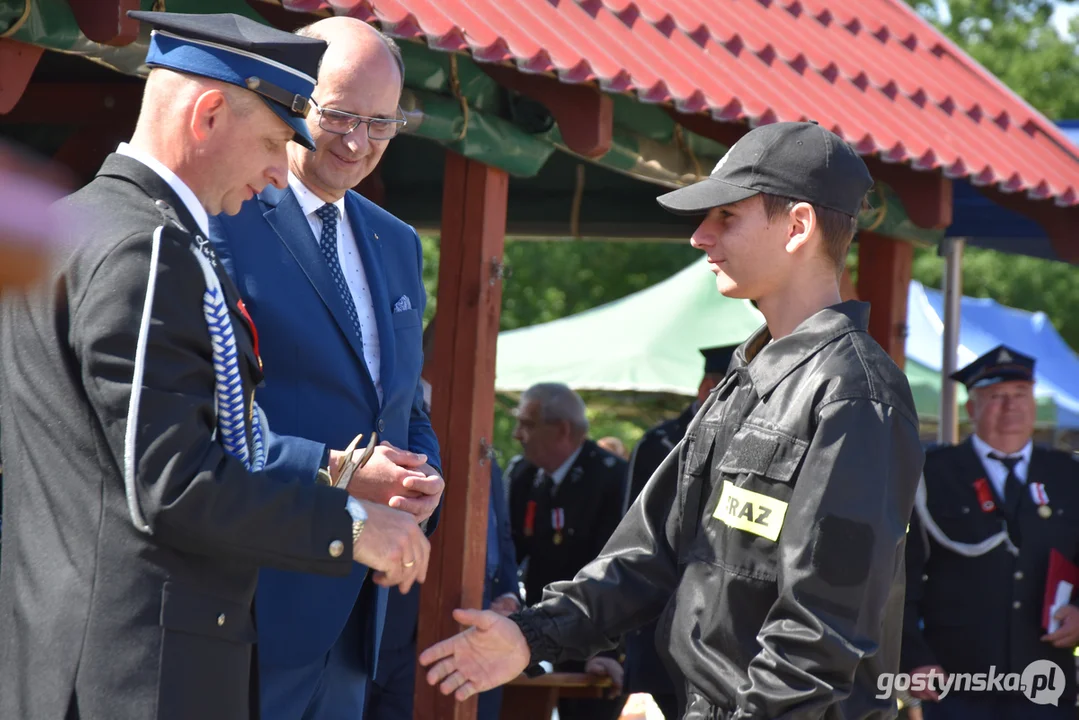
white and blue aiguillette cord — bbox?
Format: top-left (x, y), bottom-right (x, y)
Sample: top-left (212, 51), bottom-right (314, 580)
top-left (192, 248), bottom-right (266, 473)
top-left (124, 229), bottom-right (266, 535)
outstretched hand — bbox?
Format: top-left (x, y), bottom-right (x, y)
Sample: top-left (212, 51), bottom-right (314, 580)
top-left (418, 608), bottom-right (531, 701)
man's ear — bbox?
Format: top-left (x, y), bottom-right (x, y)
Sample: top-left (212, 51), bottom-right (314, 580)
top-left (785, 201), bottom-right (816, 254)
top-left (190, 89), bottom-right (228, 143)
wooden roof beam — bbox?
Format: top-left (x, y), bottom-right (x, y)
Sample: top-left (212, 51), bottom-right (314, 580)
top-left (68, 0), bottom-right (140, 46)
top-left (0, 40), bottom-right (44, 114)
top-left (483, 65), bottom-right (613, 158)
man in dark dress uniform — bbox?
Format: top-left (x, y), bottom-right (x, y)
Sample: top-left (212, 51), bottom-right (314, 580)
top-left (507, 381), bottom-right (629, 720)
top-left (0, 12), bottom-right (428, 720)
top-left (903, 345), bottom-right (1079, 720)
top-left (621, 344), bottom-right (739, 719)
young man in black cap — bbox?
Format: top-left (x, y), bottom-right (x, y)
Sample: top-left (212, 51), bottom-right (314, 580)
top-left (418, 121), bottom-right (925, 719)
top-left (902, 345), bottom-right (1079, 719)
top-left (0, 12), bottom-right (428, 720)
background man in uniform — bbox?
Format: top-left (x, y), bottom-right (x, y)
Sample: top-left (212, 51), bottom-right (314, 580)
top-left (902, 345), bottom-right (1079, 719)
top-left (507, 381), bottom-right (629, 720)
top-left (0, 12), bottom-right (428, 720)
top-left (620, 344), bottom-right (739, 720)
top-left (419, 121), bottom-right (924, 720)
top-left (209, 16), bottom-right (442, 720)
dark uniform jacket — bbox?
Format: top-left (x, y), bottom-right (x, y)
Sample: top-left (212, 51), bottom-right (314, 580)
top-left (507, 439), bottom-right (628, 609)
top-left (0, 155), bottom-right (354, 720)
top-left (622, 402), bottom-right (696, 697)
top-left (902, 438), bottom-right (1079, 703)
top-left (510, 301), bottom-right (924, 720)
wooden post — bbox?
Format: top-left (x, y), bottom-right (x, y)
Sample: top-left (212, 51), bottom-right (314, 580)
top-left (414, 151), bottom-right (509, 720)
top-left (0, 39), bottom-right (44, 114)
top-left (856, 232), bottom-right (912, 369)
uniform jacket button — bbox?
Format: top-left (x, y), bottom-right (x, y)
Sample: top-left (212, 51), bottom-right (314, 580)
top-left (329, 539), bottom-right (344, 558)
top-left (1013, 601), bottom-right (1022, 609)
top-left (217, 613), bottom-right (226, 627)
top-left (1014, 571), bottom-right (1024, 580)
top-left (377, 418), bottom-right (386, 433)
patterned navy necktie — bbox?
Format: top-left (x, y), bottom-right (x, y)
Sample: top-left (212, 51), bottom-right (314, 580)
top-left (315, 203), bottom-right (363, 343)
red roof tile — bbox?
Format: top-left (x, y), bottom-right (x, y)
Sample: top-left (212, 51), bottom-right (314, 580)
top-left (284, 0), bottom-right (1079, 207)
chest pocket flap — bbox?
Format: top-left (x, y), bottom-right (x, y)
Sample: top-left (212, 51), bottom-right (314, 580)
top-left (717, 426), bottom-right (808, 484)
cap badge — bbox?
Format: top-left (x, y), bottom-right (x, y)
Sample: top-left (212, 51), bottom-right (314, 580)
top-left (998, 349), bottom-right (1013, 363)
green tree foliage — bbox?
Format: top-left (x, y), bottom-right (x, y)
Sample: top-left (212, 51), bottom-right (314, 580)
top-left (904, 0), bottom-right (1079, 120)
top-left (420, 236), bottom-right (699, 331)
top-left (420, 237), bottom-right (703, 461)
top-left (909, 246), bottom-right (1079, 351)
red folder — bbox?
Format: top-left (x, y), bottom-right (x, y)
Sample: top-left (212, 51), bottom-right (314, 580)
top-left (1042, 549), bottom-right (1079, 630)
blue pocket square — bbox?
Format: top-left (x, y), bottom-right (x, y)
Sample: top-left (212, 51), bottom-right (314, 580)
top-left (393, 295), bottom-right (412, 313)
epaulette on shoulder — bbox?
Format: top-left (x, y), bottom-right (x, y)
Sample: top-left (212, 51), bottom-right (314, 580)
top-left (505, 454), bottom-right (527, 477)
top-left (151, 198), bottom-right (191, 235)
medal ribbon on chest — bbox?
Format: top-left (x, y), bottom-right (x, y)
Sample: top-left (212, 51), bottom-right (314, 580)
top-left (552, 508), bottom-right (565, 545)
top-left (236, 298), bottom-right (263, 372)
top-left (973, 478), bottom-right (996, 513)
top-left (1030, 482), bottom-right (1052, 519)
top-left (524, 500), bottom-right (537, 537)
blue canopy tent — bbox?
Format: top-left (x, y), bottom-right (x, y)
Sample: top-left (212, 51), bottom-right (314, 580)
top-left (905, 280), bottom-right (1079, 429)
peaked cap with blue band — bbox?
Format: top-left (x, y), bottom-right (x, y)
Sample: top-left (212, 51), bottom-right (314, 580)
top-left (950, 344), bottom-right (1036, 390)
top-left (127, 11), bottom-right (326, 151)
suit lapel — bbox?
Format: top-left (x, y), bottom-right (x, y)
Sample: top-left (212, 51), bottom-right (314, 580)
top-left (345, 192), bottom-right (395, 403)
top-left (260, 186), bottom-right (380, 400)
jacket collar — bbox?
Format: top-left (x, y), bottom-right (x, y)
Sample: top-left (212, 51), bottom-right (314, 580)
top-left (732, 300), bottom-right (871, 397)
top-left (97, 154), bottom-right (204, 237)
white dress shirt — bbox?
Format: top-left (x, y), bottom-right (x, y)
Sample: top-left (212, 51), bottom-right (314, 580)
top-left (971, 433), bottom-right (1033, 501)
top-left (116, 142), bottom-right (209, 237)
top-left (288, 172), bottom-right (382, 404)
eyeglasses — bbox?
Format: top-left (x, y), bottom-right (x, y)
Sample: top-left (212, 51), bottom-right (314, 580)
top-left (310, 99), bottom-right (407, 140)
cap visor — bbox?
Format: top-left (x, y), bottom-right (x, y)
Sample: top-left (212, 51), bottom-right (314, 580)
top-left (261, 99), bottom-right (317, 151)
top-left (656, 177), bottom-right (758, 216)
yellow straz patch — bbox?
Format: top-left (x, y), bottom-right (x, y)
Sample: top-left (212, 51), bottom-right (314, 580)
top-left (713, 480), bottom-right (788, 542)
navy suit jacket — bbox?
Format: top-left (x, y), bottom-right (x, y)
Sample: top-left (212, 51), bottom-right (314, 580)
top-left (209, 184), bottom-right (441, 672)
top-left (485, 459), bottom-right (520, 607)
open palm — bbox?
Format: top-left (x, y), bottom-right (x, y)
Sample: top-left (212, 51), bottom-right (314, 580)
top-left (419, 608), bottom-right (532, 701)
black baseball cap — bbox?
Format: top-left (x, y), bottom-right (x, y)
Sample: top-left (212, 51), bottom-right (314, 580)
top-left (656, 121), bottom-right (873, 218)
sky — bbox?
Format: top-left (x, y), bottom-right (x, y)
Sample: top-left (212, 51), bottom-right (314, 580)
top-left (928, 0), bottom-right (1078, 36)
top-left (1053, 2), bottom-right (1079, 35)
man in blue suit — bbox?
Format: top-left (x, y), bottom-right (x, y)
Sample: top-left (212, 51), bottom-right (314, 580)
top-left (209, 16), bottom-right (443, 720)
